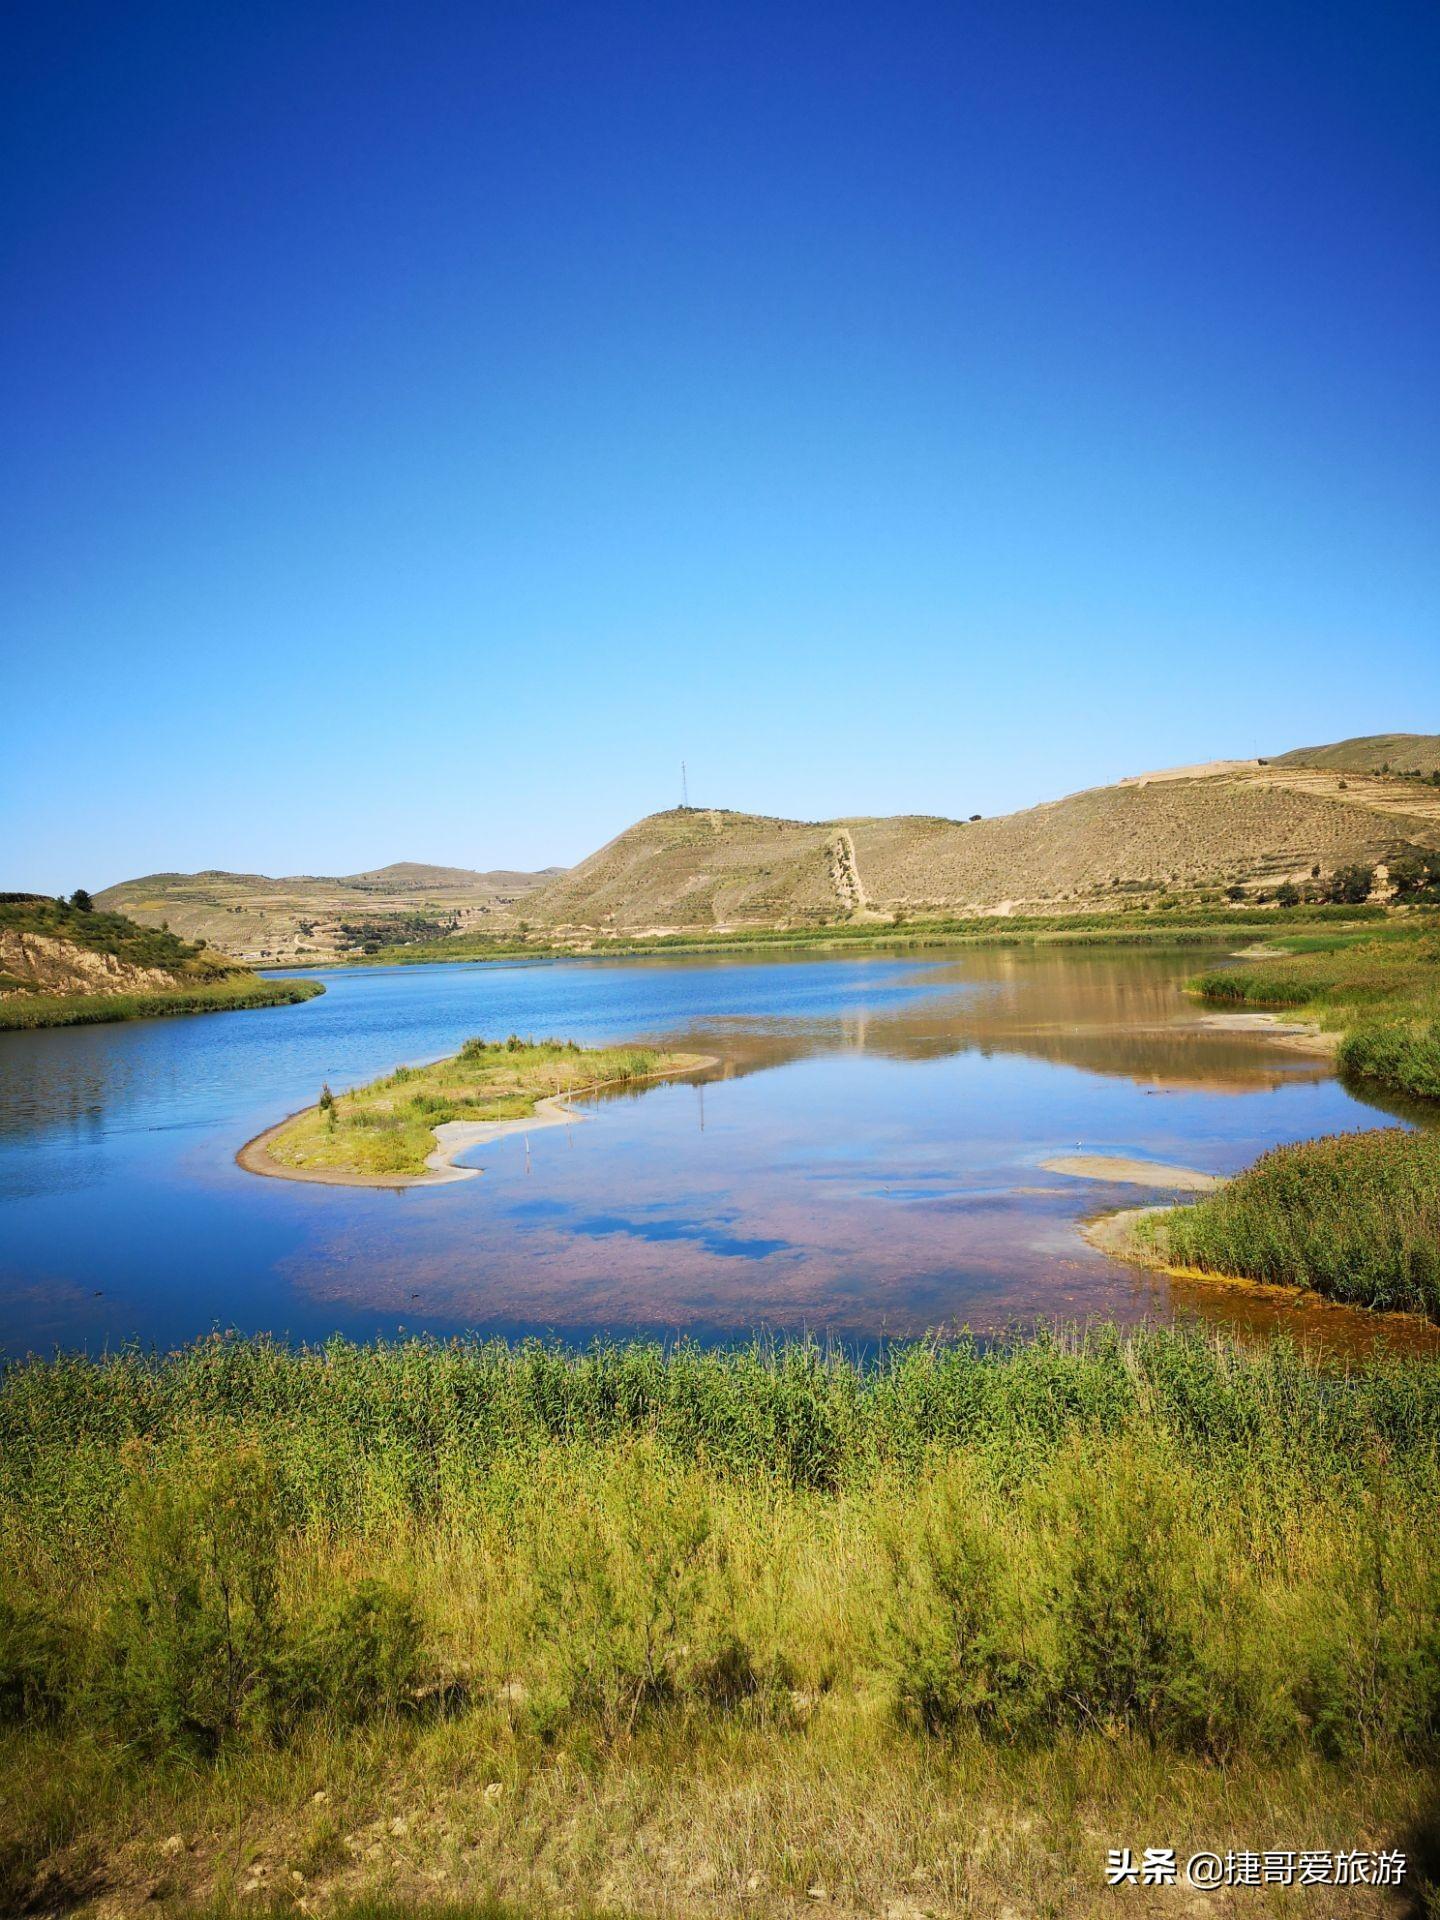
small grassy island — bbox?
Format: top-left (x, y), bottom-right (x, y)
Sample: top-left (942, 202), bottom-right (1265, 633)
top-left (0, 895), bottom-right (323, 1030)
top-left (247, 1034), bottom-right (712, 1184)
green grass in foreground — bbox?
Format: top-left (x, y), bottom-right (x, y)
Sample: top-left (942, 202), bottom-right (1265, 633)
top-left (1150, 1126), bottom-right (1440, 1317)
top-left (0, 974), bottom-right (324, 1030)
top-left (267, 1037), bottom-right (701, 1177)
top-left (1, 1329), bottom-right (1437, 1914)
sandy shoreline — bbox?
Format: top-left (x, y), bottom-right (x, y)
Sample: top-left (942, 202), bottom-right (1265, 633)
top-left (236, 1054), bottom-right (716, 1191)
top-left (1193, 1009), bottom-right (1338, 1054)
top-left (1041, 1153), bottom-right (1225, 1191)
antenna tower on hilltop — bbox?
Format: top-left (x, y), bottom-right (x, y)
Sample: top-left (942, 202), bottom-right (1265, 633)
top-left (681, 760), bottom-right (689, 809)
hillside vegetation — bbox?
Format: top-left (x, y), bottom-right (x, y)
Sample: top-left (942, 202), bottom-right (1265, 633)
top-left (1, 895), bottom-right (233, 981)
top-left (0, 897), bottom-right (322, 1029)
top-left (2, 1328), bottom-right (1437, 1918)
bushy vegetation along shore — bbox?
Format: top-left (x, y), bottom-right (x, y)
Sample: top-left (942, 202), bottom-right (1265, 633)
top-left (1148, 1127), bottom-right (1440, 1317)
top-left (0, 974), bottom-right (323, 1030)
top-left (2, 1329), bottom-right (1437, 1915)
top-left (1190, 926), bottom-right (1440, 1103)
top-left (0, 895), bottom-right (326, 1029)
top-left (1128, 930), bottom-right (1440, 1316)
top-left (358, 900), bottom-right (1393, 967)
top-left (263, 1037), bottom-right (704, 1178)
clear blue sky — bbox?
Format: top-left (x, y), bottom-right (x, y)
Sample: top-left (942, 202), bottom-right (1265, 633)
top-left (3, 0), bottom-right (1436, 892)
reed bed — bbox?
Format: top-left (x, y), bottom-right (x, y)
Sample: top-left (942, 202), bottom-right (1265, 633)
top-left (1192, 928), bottom-right (1440, 1105)
top-left (0, 975), bottom-right (323, 1030)
top-left (3, 1327), bottom-right (1437, 1914)
top-left (1155, 1127), bottom-right (1440, 1315)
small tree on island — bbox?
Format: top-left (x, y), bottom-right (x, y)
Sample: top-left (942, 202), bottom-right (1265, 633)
top-left (319, 1084), bottom-right (337, 1128)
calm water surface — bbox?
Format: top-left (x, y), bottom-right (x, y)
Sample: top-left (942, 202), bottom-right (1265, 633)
top-left (0, 947), bottom-right (1430, 1355)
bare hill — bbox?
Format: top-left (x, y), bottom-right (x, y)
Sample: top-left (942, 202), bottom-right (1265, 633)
top-left (96, 863), bottom-right (561, 962)
top-left (1270, 733), bottom-right (1440, 775)
top-left (94, 736), bottom-right (1440, 951)
top-left (344, 862), bottom-right (566, 890)
top-left (515, 755), bottom-right (1440, 932)
top-left (516, 810), bottom-right (852, 930)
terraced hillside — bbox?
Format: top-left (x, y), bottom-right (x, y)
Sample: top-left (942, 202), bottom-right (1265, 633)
top-left (95, 861), bottom-right (563, 962)
top-left (515, 744), bottom-right (1440, 932)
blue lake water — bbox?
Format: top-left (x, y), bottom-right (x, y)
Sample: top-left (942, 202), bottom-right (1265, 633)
top-left (0, 946), bottom-right (1427, 1355)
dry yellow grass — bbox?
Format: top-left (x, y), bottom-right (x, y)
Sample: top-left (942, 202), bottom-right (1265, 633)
top-left (12, 1712), bottom-right (1425, 1918)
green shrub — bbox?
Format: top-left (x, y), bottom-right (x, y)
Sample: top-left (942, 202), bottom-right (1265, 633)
top-left (93, 1445), bottom-right (283, 1755)
top-left (1290, 1485), bottom-right (1440, 1759)
top-left (0, 1594), bottom-right (73, 1723)
top-left (86, 1446), bottom-right (423, 1754)
top-left (1327, 864), bottom-right (1376, 905)
top-left (1044, 1448), bottom-right (1233, 1754)
top-left (264, 1579), bottom-right (423, 1736)
top-left (513, 1445), bottom-right (759, 1739)
top-left (881, 1463), bottom-right (1046, 1738)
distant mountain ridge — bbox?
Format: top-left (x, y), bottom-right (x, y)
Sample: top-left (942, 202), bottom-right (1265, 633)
top-left (1269, 734), bottom-right (1440, 775)
top-left (95, 862), bottom-right (564, 962)
top-left (96, 733), bottom-right (1440, 950)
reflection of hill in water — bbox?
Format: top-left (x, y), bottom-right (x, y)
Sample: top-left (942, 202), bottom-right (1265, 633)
top-left (643, 947), bottom-right (1346, 1099)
